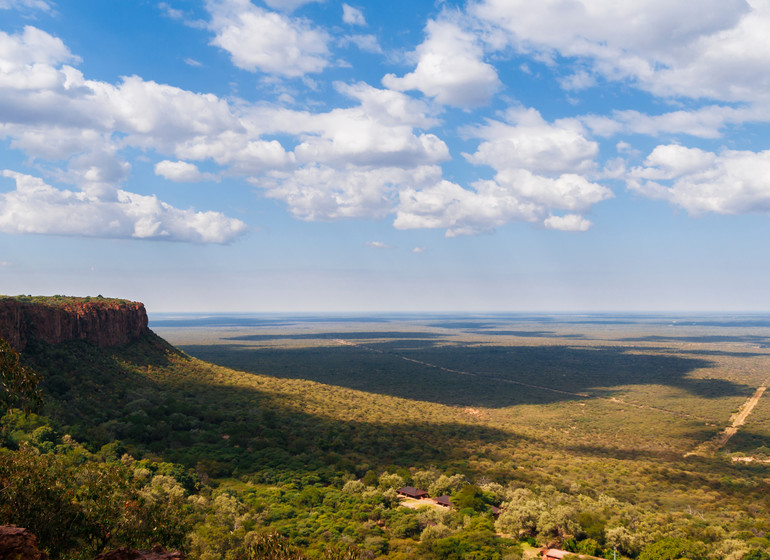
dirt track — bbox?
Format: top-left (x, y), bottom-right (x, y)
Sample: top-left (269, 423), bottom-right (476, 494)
top-left (686, 385), bottom-right (766, 457)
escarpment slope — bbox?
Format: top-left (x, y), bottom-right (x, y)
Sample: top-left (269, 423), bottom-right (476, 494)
top-left (0, 296), bottom-right (148, 352)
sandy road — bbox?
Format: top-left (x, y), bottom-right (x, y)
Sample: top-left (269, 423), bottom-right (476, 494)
top-left (686, 385), bottom-right (767, 456)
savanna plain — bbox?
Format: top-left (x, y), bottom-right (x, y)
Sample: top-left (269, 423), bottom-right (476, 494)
top-left (6, 309), bottom-right (770, 560)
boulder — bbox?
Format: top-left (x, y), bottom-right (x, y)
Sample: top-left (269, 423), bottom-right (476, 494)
top-left (0, 525), bottom-right (49, 560)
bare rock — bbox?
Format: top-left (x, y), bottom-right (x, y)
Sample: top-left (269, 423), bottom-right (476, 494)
top-left (0, 525), bottom-right (49, 560)
top-left (0, 297), bottom-right (149, 352)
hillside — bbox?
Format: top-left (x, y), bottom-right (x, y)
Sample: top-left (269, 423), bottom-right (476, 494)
top-left (3, 299), bottom-right (770, 559)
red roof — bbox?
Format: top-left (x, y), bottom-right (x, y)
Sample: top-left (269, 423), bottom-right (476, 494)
top-left (397, 486), bottom-right (428, 498)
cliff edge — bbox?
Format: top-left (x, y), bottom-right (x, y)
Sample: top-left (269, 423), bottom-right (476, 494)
top-left (0, 296), bottom-right (149, 352)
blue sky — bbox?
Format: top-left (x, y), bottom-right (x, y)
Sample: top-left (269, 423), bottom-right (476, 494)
top-left (1, 0), bottom-right (770, 312)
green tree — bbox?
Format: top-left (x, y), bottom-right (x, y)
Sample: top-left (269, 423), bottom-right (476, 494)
top-left (743, 550), bottom-right (770, 560)
top-left (0, 338), bottom-right (41, 413)
top-left (453, 484), bottom-right (487, 512)
top-left (639, 537), bottom-right (706, 560)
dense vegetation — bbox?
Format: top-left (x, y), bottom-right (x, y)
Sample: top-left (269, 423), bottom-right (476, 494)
top-left (2, 294), bottom-right (134, 306)
top-left (3, 312), bottom-right (770, 560)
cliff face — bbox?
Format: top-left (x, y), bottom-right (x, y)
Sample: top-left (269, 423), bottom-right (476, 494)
top-left (0, 297), bottom-right (149, 352)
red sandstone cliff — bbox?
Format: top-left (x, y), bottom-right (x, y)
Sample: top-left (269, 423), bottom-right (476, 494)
top-left (0, 296), bottom-right (149, 352)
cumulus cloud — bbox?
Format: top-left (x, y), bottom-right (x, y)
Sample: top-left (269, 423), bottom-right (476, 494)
top-left (471, 0), bottom-right (770, 105)
top-left (466, 107), bottom-right (599, 175)
top-left (581, 105), bottom-right (767, 139)
top-left (383, 17), bottom-right (501, 107)
top-left (342, 4), bottom-right (366, 26)
top-left (0, 25), bottom-right (78, 70)
top-left (206, 0), bottom-right (331, 77)
top-left (394, 180), bottom-right (537, 236)
top-left (628, 145), bottom-right (770, 215)
top-left (0, 27), bottom-right (454, 229)
top-left (236, 82), bottom-right (451, 220)
top-left (175, 134), bottom-right (294, 174)
top-left (392, 106), bottom-right (611, 236)
top-left (260, 164), bottom-right (442, 221)
top-left (0, 22), bottom-right (613, 241)
top-left (155, 160), bottom-right (218, 182)
top-left (0, 170), bottom-right (246, 243)
top-left (394, 173), bottom-right (609, 236)
top-left (0, 29), bottom-right (239, 158)
top-left (256, 82), bottom-right (446, 169)
top-left (543, 214), bottom-right (592, 232)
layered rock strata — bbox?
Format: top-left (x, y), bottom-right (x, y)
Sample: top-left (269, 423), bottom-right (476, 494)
top-left (0, 297), bottom-right (149, 352)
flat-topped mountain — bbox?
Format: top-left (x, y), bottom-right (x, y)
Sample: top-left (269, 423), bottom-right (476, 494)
top-left (0, 295), bottom-right (148, 352)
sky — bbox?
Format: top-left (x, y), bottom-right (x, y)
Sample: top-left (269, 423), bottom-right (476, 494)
top-left (1, 0), bottom-right (770, 313)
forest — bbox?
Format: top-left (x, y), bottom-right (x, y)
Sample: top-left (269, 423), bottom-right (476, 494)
top-left (3, 307), bottom-right (770, 560)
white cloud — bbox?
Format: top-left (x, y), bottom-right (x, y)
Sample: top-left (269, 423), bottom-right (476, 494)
top-left (0, 170), bottom-right (246, 243)
top-left (262, 0), bottom-right (322, 11)
top-left (559, 70), bottom-right (595, 91)
top-left (365, 241), bottom-right (393, 249)
top-left (184, 57), bottom-right (202, 67)
top-left (383, 17), bottom-right (501, 107)
top-left (248, 82), bottom-right (446, 170)
top-left (260, 164), bottom-right (442, 221)
top-left (393, 106), bottom-right (611, 236)
top-left (0, 27), bottom-right (451, 229)
top-left (340, 34), bottom-right (382, 54)
top-left (175, 133), bottom-right (294, 174)
top-left (581, 105), bottom-right (767, 139)
top-left (159, 2), bottom-right (184, 20)
top-left (0, 27), bottom-right (242, 189)
top-left (628, 145), bottom-right (770, 215)
top-left (0, 23), bottom-right (616, 239)
top-left (342, 4), bottom-right (366, 26)
top-left (0, 25), bottom-right (77, 70)
top-left (494, 170), bottom-right (610, 213)
top-left (412, 246), bottom-right (426, 253)
top-left (394, 179), bottom-right (537, 236)
top-left (0, 0), bottom-right (52, 12)
top-left (544, 214), bottom-right (592, 232)
top-left (471, 0), bottom-right (770, 106)
top-left (393, 174), bottom-right (609, 236)
top-left (206, 0), bottom-right (331, 77)
top-left (466, 107), bottom-right (598, 175)
top-left (174, 82), bottom-right (444, 183)
top-left (155, 160), bottom-right (217, 182)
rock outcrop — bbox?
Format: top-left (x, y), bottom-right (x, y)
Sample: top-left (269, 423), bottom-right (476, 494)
top-left (0, 525), bottom-right (49, 560)
top-left (0, 296), bottom-right (149, 352)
